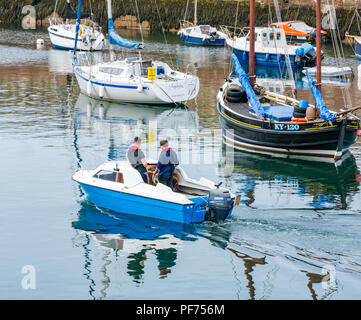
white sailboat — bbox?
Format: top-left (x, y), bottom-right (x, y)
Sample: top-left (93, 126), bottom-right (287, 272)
top-left (73, 0), bottom-right (199, 104)
top-left (48, 0), bottom-right (105, 51)
top-left (178, 0), bottom-right (226, 46)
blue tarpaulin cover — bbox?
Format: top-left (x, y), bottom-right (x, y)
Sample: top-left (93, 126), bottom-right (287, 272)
top-left (231, 54), bottom-right (265, 118)
top-left (108, 18), bottom-right (142, 49)
top-left (305, 71), bottom-right (337, 122)
top-left (295, 43), bottom-right (314, 57)
top-left (249, 105), bottom-right (293, 122)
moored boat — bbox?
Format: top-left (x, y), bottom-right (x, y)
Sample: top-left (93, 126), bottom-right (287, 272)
top-left (178, 23), bottom-right (226, 46)
top-left (73, 161), bottom-right (240, 223)
top-left (73, 0), bottom-right (199, 104)
top-left (178, 0), bottom-right (226, 46)
top-left (217, 0), bottom-right (360, 162)
top-left (222, 26), bottom-right (320, 69)
top-left (270, 21), bottom-right (326, 44)
top-left (48, 0), bottom-right (105, 51)
top-left (217, 55), bottom-right (360, 162)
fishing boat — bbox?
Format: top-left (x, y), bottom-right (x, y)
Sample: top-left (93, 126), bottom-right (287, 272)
top-left (72, 160), bottom-right (240, 223)
top-left (48, 0), bottom-right (105, 51)
top-left (270, 21), bottom-right (326, 44)
top-left (217, 0), bottom-right (361, 162)
top-left (73, 0), bottom-right (199, 104)
top-left (222, 25), bottom-right (319, 69)
top-left (178, 0), bottom-right (226, 46)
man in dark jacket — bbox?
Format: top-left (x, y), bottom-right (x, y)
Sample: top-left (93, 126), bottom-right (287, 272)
top-left (154, 140), bottom-right (179, 190)
top-left (127, 137), bottom-right (148, 183)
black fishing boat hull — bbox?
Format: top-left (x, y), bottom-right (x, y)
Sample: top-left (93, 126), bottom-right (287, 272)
top-left (217, 100), bottom-right (359, 160)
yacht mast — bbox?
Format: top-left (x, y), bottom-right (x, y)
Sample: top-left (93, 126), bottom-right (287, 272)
top-left (249, 0), bottom-right (255, 87)
top-left (194, 0), bottom-right (197, 26)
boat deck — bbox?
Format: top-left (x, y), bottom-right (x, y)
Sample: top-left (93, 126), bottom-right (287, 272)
top-left (226, 101), bottom-right (257, 119)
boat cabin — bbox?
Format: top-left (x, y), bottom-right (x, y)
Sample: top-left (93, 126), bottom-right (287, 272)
top-left (246, 27), bottom-right (289, 49)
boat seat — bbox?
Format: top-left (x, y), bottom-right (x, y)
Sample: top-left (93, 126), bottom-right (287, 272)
top-left (250, 104), bottom-right (294, 122)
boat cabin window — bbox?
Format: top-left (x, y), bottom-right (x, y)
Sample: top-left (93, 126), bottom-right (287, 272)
top-left (93, 170), bottom-right (124, 183)
top-left (277, 32), bottom-right (281, 40)
top-left (99, 67), bottom-right (124, 76)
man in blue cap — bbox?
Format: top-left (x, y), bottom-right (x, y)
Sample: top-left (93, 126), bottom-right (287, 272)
top-left (154, 140), bottom-right (179, 190)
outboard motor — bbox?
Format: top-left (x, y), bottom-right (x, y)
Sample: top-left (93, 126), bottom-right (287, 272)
top-left (295, 43), bottom-right (318, 67)
top-left (205, 183), bottom-right (233, 222)
top-left (308, 29), bottom-right (317, 44)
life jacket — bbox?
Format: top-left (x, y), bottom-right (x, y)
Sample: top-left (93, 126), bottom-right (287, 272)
top-left (129, 144), bottom-right (140, 157)
top-left (161, 147), bottom-right (172, 157)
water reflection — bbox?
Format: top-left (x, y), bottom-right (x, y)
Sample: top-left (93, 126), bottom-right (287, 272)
top-left (72, 200), bottom-right (198, 294)
top-left (219, 145), bottom-right (359, 210)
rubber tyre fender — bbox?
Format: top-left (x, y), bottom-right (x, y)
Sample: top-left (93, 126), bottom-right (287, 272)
top-left (292, 112), bottom-right (308, 118)
top-left (227, 89), bottom-right (243, 98)
top-left (226, 95), bottom-right (243, 103)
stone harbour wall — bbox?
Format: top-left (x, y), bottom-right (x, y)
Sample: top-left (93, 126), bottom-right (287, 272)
top-left (0, 0), bottom-right (359, 38)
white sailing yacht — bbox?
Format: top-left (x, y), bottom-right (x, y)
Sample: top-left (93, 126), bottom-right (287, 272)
top-left (73, 0), bottom-right (199, 104)
top-left (48, 0), bottom-right (105, 51)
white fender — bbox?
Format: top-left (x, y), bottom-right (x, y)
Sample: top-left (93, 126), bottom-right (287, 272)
top-left (137, 83), bottom-right (143, 92)
top-left (99, 85), bottom-right (105, 98)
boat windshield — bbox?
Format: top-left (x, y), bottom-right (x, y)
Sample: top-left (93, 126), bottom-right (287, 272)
top-left (93, 170), bottom-right (124, 183)
top-left (288, 22), bottom-right (312, 33)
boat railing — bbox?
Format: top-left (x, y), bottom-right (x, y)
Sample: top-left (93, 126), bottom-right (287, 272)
top-left (220, 25), bottom-right (249, 39)
top-left (48, 16), bottom-right (64, 26)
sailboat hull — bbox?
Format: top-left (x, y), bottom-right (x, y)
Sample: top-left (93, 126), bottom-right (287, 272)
top-left (180, 32), bottom-right (225, 46)
top-left (48, 24), bottom-right (105, 51)
top-left (74, 66), bottom-right (199, 104)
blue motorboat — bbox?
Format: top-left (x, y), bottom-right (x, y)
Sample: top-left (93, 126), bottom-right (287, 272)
top-left (73, 161), bottom-right (240, 223)
top-left (224, 26), bottom-right (319, 69)
top-left (178, 24), bottom-right (226, 46)
top-left (178, 0), bottom-right (226, 46)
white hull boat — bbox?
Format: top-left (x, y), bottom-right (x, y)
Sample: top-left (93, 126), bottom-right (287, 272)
top-left (48, 23), bottom-right (105, 51)
top-left (48, 0), bottom-right (105, 51)
top-left (74, 58), bottom-right (199, 104)
top-left (73, 0), bottom-right (199, 104)
top-left (73, 161), bottom-right (239, 223)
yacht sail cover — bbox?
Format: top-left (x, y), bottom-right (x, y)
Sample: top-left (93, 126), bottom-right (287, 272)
top-left (231, 54), bottom-right (265, 118)
top-left (305, 71), bottom-right (337, 122)
top-left (108, 18), bottom-right (143, 49)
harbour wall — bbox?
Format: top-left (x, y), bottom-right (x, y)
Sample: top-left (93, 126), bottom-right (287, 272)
top-left (0, 0), bottom-right (359, 38)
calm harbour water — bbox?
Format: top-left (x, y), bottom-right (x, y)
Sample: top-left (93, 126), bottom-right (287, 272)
top-left (1, 26), bottom-right (361, 300)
